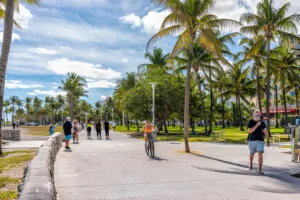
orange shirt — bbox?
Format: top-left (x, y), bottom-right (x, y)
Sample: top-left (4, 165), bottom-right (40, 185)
top-left (143, 125), bottom-right (154, 133)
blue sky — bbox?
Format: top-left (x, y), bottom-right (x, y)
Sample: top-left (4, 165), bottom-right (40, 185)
top-left (2, 0), bottom-right (298, 104)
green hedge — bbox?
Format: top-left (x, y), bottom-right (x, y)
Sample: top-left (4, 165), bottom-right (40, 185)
top-left (280, 115), bottom-right (296, 125)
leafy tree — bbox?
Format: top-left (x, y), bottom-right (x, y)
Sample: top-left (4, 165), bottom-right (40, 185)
top-left (240, 0), bottom-right (300, 130)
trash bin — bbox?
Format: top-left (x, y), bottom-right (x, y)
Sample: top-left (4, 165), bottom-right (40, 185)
top-left (152, 130), bottom-right (158, 142)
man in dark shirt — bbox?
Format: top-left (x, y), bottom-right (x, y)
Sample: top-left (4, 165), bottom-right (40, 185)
top-left (63, 117), bottom-right (72, 149)
top-left (104, 120), bottom-right (110, 139)
top-left (247, 110), bottom-right (270, 175)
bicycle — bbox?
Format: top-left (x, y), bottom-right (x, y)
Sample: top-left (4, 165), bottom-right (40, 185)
top-left (144, 133), bottom-right (155, 158)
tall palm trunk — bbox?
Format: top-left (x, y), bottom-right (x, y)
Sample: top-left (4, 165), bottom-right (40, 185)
top-left (237, 96), bottom-right (244, 131)
top-left (184, 37), bottom-right (195, 153)
top-left (221, 97), bottom-right (225, 129)
top-left (275, 85), bottom-right (279, 128)
top-left (295, 86), bottom-right (299, 116)
top-left (164, 121), bottom-right (168, 133)
top-left (265, 35), bottom-right (271, 131)
top-left (282, 75), bottom-right (288, 127)
top-left (0, 0), bottom-right (15, 155)
top-left (195, 72), bottom-right (208, 135)
top-left (209, 69), bottom-right (213, 133)
top-left (256, 66), bottom-right (262, 113)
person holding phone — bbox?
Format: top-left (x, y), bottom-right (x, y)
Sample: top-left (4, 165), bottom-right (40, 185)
top-left (247, 110), bottom-right (270, 175)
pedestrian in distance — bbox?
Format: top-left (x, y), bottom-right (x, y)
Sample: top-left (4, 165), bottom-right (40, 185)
top-left (12, 122), bottom-right (16, 130)
top-left (96, 120), bottom-right (102, 139)
top-left (73, 119), bottom-right (79, 144)
top-left (104, 120), bottom-right (110, 139)
top-left (49, 124), bottom-right (56, 136)
top-left (247, 109), bottom-right (270, 175)
top-left (112, 121), bottom-right (116, 132)
top-left (63, 117), bottom-right (72, 150)
top-left (87, 119), bottom-right (93, 139)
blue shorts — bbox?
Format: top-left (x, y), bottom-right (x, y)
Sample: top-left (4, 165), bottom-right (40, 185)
top-left (65, 135), bottom-right (72, 141)
top-left (248, 141), bottom-right (264, 154)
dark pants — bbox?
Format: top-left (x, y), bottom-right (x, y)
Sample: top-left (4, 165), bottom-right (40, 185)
top-left (97, 129), bottom-right (101, 138)
top-left (105, 129), bottom-right (109, 137)
top-left (87, 127), bottom-right (92, 138)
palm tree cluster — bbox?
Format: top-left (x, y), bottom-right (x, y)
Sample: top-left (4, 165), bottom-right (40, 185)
top-left (112, 0), bottom-right (300, 152)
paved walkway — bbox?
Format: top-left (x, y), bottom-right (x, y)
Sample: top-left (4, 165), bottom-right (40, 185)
top-left (55, 130), bottom-right (300, 200)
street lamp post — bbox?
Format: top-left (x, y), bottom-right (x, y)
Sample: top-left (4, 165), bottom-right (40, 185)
top-left (112, 108), bottom-right (114, 121)
top-left (149, 83), bottom-right (157, 126)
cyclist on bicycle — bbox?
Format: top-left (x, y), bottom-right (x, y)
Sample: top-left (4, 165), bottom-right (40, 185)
top-left (142, 120), bottom-right (158, 146)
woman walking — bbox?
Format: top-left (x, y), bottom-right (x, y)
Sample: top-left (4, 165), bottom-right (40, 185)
top-left (49, 124), bottom-right (56, 136)
top-left (87, 119), bottom-right (93, 139)
top-left (104, 120), bottom-right (110, 139)
top-left (96, 120), bottom-right (102, 139)
top-left (73, 119), bottom-right (79, 144)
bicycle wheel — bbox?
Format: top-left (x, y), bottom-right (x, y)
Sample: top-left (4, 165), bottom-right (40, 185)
top-left (145, 141), bottom-right (149, 155)
top-left (149, 139), bottom-right (155, 158)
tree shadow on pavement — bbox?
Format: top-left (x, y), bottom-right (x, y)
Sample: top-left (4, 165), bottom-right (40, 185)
top-left (191, 154), bottom-right (300, 194)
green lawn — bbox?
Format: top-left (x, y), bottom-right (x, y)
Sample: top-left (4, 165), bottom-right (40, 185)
top-left (117, 125), bottom-right (288, 144)
top-left (17, 125), bottom-right (63, 136)
top-left (0, 150), bottom-right (36, 200)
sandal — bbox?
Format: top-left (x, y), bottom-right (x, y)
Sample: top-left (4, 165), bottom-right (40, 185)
top-left (258, 171), bottom-right (265, 175)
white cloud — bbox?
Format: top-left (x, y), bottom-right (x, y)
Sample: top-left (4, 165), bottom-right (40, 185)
top-left (47, 58), bottom-right (122, 79)
top-left (27, 92), bottom-right (37, 96)
top-left (122, 59), bottom-right (128, 63)
top-left (0, 33), bottom-right (21, 42)
top-left (141, 10), bottom-right (170, 34)
top-left (119, 13), bottom-right (142, 28)
top-left (60, 46), bottom-right (73, 51)
top-left (5, 80), bottom-right (44, 89)
top-left (14, 4), bottom-right (33, 29)
top-left (29, 89), bottom-right (66, 97)
top-left (100, 95), bottom-right (107, 100)
top-left (28, 48), bottom-right (57, 55)
top-left (87, 80), bottom-right (116, 89)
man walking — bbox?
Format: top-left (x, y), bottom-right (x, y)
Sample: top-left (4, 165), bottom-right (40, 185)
top-left (247, 110), bottom-right (270, 175)
top-left (63, 117), bottom-right (72, 150)
top-left (104, 120), bottom-right (110, 139)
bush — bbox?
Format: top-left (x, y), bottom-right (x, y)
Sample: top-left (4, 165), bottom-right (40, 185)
top-left (280, 115), bottom-right (297, 126)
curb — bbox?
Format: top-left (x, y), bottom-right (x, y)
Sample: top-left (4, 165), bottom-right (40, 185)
top-left (18, 132), bottom-right (62, 200)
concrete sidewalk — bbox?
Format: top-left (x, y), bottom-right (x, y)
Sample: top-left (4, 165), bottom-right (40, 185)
top-left (54, 130), bottom-right (300, 200)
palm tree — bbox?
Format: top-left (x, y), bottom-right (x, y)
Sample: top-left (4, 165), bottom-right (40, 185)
top-left (0, 0), bottom-right (40, 155)
top-left (3, 99), bottom-right (10, 126)
top-left (240, 0), bottom-right (300, 130)
top-left (137, 47), bottom-right (170, 73)
top-left (59, 73), bottom-right (88, 119)
top-left (239, 36), bottom-right (267, 114)
top-left (25, 97), bottom-right (32, 124)
top-left (147, 0), bottom-right (241, 152)
top-left (9, 96), bottom-right (18, 124)
top-left (33, 96), bottom-right (42, 124)
top-left (222, 63), bottom-right (256, 131)
top-left (270, 45), bottom-right (300, 127)
top-left (16, 98), bottom-right (23, 124)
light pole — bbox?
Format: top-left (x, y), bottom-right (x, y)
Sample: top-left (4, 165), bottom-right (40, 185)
top-left (149, 82), bottom-right (157, 126)
top-left (122, 110), bottom-right (125, 132)
top-left (112, 108), bottom-right (114, 121)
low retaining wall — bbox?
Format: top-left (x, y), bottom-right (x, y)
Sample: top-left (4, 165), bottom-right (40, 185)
top-left (1, 130), bottom-right (21, 141)
top-left (18, 132), bottom-right (62, 200)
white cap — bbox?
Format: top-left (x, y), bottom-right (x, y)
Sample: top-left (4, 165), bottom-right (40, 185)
top-left (66, 116), bottom-right (71, 120)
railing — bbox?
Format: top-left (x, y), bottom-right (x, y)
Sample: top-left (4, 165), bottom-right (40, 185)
top-left (211, 130), bottom-right (225, 143)
top-left (272, 133), bottom-right (281, 149)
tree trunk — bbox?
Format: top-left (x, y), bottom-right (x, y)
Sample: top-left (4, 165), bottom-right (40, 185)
top-left (275, 85), bottom-right (279, 128)
top-left (295, 86), bottom-right (299, 116)
top-left (256, 66), bottom-right (262, 113)
top-left (164, 121), bottom-right (168, 133)
top-left (282, 76), bottom-right (288, 127)
top-left (136, 119), bottom-right (139, 131)
top-left (180, 119), bottom-right (182, 130)
top-left (222, 97), bottom-right (225, 129)
top-left (238, 96), bottom-right (244, 131)
top-left (183, 38), bottom-right (195, 153)
top-left (195, 72), bottom-right (208, 135)
top-left (209, 69), bottom-right (213, 133)
top-left (0, 0), bottom-right (15, 155)
top-left (266, 36), bottom-right (271, 132)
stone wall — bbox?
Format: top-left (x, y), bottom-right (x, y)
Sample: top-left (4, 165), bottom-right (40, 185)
top-left (18, 132), bottom-right (62, 200)
top-left (1, 130), bottom-right (21, 141)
